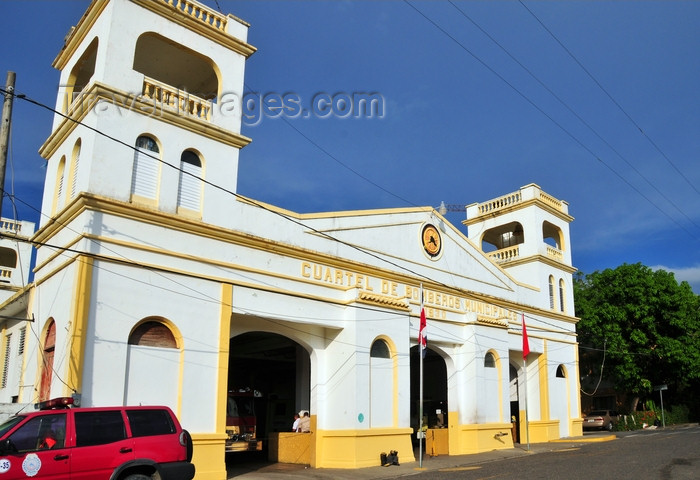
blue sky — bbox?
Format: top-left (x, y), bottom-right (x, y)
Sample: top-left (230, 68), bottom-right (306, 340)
top-left (2, 1), bottom-right (699, 293)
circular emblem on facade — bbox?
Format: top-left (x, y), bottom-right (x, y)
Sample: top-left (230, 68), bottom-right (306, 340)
top-left (22, 453), bottom-right (41, 477)
top-left (421, 224), bottom-right (442, 258)
top-left (0, 458), bottom-right (11, 473)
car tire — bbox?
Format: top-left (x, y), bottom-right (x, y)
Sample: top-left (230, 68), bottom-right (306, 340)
top-left (123, 475), bottom-right (152, 480)
top-left (606, 422), bottom-right (613, 432)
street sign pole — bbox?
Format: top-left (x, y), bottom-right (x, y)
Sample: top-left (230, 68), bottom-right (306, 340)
top-left (654, 385), bottom-right (667, 428)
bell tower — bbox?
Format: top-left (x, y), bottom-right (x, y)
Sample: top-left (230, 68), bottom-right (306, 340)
top-left (38, 0), bottom-right (255, 229)
top-left (465, 184), bottom-right (576, 315)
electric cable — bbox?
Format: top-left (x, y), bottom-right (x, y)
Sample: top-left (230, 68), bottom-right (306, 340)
top-left (519, 0), bottom-right (700, 198)
top-left (402, 1), bottom-right (698, 241)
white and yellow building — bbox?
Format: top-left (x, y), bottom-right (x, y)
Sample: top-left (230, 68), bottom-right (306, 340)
top-left (0, 1), bottom-right (582, 478)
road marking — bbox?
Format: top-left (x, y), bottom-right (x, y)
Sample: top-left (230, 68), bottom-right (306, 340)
top-left (439, 466), bottom-right (482, 472)
top-left (554, 448), bottom-right (580, 452)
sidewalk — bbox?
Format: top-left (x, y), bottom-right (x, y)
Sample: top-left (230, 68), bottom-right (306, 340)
top-left (226, 432), bottom-right (616, 479)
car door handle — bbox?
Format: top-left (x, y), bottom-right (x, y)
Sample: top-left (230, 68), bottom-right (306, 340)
top-left (120, 447), bottom-right (133, 454)
top-left (54, 454), bottom-right (69, 461)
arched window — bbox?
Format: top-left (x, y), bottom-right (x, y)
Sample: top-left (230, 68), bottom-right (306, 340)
top-left (39, 320), bottom-right (56, 402)
top-left (68, 139), bottom-right (81, 200)
top-left (53, 156), bottom-right (66, 214)
top-left (484, 351), bottom-right (496, 368)
top-left (558, 279), bottom-right (565, 313)
top-left (0, 247), bottom-right (17, 269)
top-left (556, 364), bottom-right (566, 378)
top-left (177, 150), bottom-right (202, 212)
top-left (370, 339), bottom-right (393, 427)
top-left (370, 339), bottom-right (390, 359)
top-left (548, 275), bottom-right (555, 309)
top-left (125, 319), bottom-right (179, 410)
top-left (542, 221), bottom-right (564, 250)
top-left (128, 321), bottom-right (176, 348)
top-left (131, 135), bottom-right (160, 202)
top-left (65, 37), bottom-right (97, 113)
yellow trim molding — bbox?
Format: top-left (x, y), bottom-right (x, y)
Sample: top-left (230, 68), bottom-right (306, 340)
top-left (39, 82), bottom-right (251, 160)
top-left (65, 255), bottom-right (93, 395)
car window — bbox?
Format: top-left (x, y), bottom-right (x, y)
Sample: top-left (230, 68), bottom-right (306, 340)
top-left (126, 409), bottom-right (175, 437)
top-left (7, 413), bottom-right (66, 452)
top-left (0, 416), bottom-right (25, 437)
top-left (588, 410), bottom-right (607, 416)
top-left (75, 410), bottom-right (126, 446)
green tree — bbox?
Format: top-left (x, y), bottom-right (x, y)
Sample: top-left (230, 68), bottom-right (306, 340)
top-left (574, 263), bottom-right (700, 414)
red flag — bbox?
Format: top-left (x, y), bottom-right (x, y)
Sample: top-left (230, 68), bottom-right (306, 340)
top-left (418, 308), bottom-right (427, 353)
top-left (522, 314), bottom-right (530, 359)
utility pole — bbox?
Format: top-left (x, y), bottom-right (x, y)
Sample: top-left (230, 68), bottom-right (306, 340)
top-left (0, 71), bottom-right (16, 216)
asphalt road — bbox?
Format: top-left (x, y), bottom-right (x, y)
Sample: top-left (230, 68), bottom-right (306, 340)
top-left (414, 425), bottom-right (700, 479)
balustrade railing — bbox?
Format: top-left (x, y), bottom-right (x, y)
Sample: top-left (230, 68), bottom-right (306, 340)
top-left (477, 192), bottom-right (522, 215)
top-left (539, 191), bottom-right (563, 210)
top-left (0, 220), bottom-right (22, 234)
top-left (487, 245), bottom-right (520, 263)
top-left (546, 245), bottom-right (564, 261)
top-left (162, 0), bottom-right (227, 31)
top-left (142, 77), bottom-right (212, 121)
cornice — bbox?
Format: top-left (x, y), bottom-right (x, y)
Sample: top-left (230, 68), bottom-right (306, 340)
top-left (463, 198), bottom-right (574, 226)
top-left (39, 82), bottom-right (251, 160)
top-left (497, 253), bottom-right (578, 274)
top-left (131, 0), bottom-right (256, 58)
top-left (53, 0), bottom-right (108, 70)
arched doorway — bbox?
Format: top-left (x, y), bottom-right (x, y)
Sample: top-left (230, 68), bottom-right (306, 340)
top-left (227, 332), bottom-right (311, 462)
top-left (509, 364), bottom-right (520, 443)
top-left (410, 346), bottom-right (448, 447)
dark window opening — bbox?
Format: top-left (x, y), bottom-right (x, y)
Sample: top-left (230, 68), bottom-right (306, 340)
top-left (129, 321), bottom-right (177, 349)
top-left (370, 340), bottom-right (390, 359)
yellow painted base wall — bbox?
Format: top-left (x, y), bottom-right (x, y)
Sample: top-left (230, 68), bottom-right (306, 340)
top-left (522, 419), bottom-right (560, 443)
top-left (570, 418), bottom-right (583, 437)
top-left (191, 433), bottom-right (227, 480)
top-left (269, 432), bottom-right (311, 464)
top-left (450, 422), bottom-right (514, 455)
top-left (314, 427), bottom-right (415, 468)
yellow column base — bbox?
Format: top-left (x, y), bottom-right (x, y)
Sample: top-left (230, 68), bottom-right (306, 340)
top-left (314, 427), bottom-right (414, 468)
top-left (522, 419), bottom-right (560, 443)
top-left (451, 423), bottom-right (514, 455)
top-left (191, 433), bottom-right (228, 480)
top-left (570, 418), bottom-right (583, 437)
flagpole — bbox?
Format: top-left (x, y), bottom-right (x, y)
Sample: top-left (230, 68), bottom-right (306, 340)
top-left (524, 355), bottom-right (530, 451)
top-left (522, 314), bottom-right (530, 451)
top-left (419, 283), bottom-right (424, 468)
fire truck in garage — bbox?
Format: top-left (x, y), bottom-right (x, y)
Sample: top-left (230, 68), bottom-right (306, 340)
top-left (225, 389), bottom-right (263, 453)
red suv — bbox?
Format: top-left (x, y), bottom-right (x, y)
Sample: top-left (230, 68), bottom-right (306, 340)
top-left (0, 397), bottom-right (195, 479)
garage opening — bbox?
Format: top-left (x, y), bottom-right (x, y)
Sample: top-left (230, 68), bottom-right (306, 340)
top-left (226, 332), bottom-right (310, 467)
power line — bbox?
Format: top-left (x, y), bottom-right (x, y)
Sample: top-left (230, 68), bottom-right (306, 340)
top-left (519, 0), bottom-right (700, 199)
top-left (448, 1), bottom-right (700, 235)
top-left (402, 1), bottom-right (699, 242)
